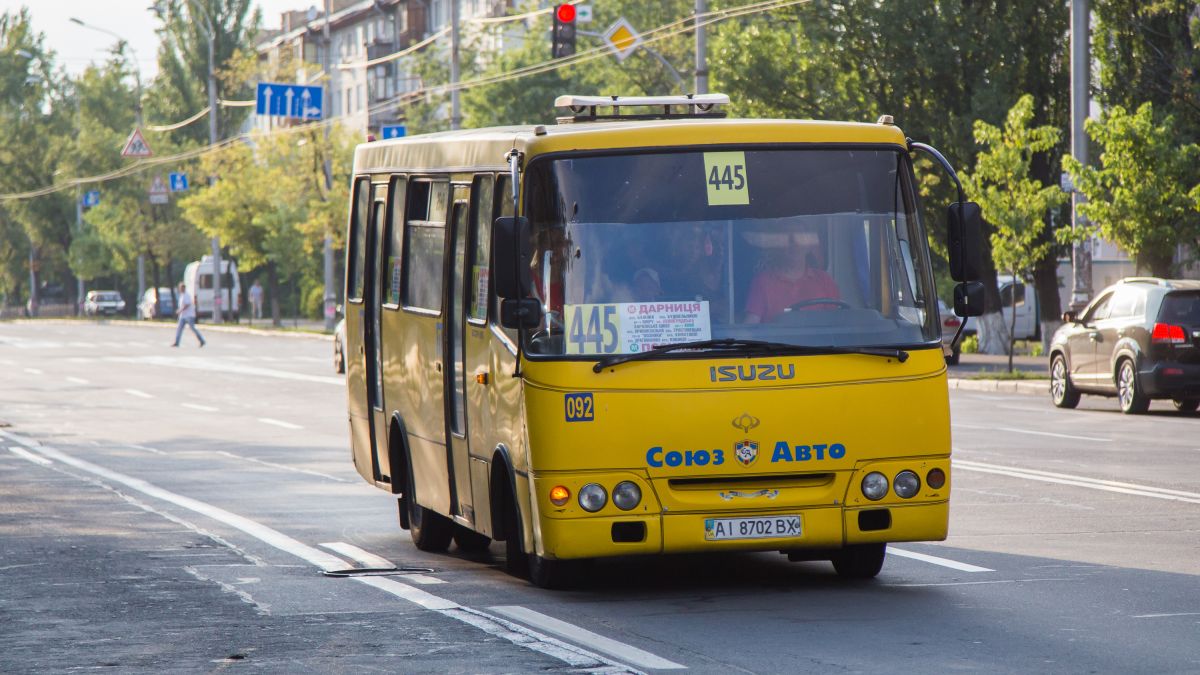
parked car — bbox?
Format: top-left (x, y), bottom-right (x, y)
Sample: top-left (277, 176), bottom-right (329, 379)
top-left (938, 298), bottom-right (963, 365)
top-left (83, 290), bottom-right (126, 317)
top-left (333, 316), bottom-right (346, 374)
top-left (1049, 277), bottom-right (1200, 414)
top-left (962, 274), bottom-right (1039, 340)
top-left (138, 287), bottom-right (176, 320)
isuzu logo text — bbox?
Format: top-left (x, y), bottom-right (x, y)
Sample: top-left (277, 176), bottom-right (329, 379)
top-left (709, 364), bottom-right (796, 382)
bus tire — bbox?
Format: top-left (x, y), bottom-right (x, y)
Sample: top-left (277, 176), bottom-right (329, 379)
top-left (405, 467), bottom-right (453, 552)
top-left (453, 525), bottom-right (492, 553)
top-left (502, 491), bottom-right (529, 578)
top-left (832, 543), bottom-right (886, 580)
top-left (528, 553), bottom-right (569, 590)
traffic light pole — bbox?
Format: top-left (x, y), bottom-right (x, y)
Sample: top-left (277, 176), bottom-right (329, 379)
top-left (694, 0), bottom-right (707, 94)
top-left (450, 0), bottom-right (461, 130)
top-left (323, 0), bottom-right (337, 331)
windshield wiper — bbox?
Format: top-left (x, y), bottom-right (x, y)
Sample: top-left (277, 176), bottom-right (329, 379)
top-left (592, 338), bottom-right (908, 372)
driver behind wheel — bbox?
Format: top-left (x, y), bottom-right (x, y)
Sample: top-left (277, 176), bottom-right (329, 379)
top-left (744, 225), bottom-right (840, 323)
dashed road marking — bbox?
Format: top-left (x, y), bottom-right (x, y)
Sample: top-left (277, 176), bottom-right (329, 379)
top-left (257, 417), bottom-right (303, 430)
top-left (8, 446), bottom-right (52, 466)
top-left (954, 457), bottom-right (1200, 504)
top-left (953, 423), bottom-right (1110, 443)
top-left (215, 450), bottom-right (348, 483)
top-left (319, 542), bottom-right (396, 569)
top-left (24, 368), bottom-right (43, 375)
top-left (889, 547), bottom-right (994, 573)
top-left (399, 573), bottom-right (446, 585)
top-left (124, 388), bottom-right (154, 399)
top-left (490, 605), bottom-right (686, 670)
top-left (66, 376), bottom-right (90, 385)
top-left (182, 403), bottom-right (219, 412)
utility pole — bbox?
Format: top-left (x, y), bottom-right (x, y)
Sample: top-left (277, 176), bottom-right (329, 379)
top-left (204, 10), bottom-right (225, 324)
top-left (694, 0), bottom-right (708, 94)
top-left (1069, 0), bottom-right (1092, 312)
top-left (322, 0), bottom-right (337, 331)
top-left (449, 0), bottom-right (461, 130)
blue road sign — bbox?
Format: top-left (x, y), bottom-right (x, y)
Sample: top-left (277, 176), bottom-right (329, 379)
top-left (381, 124), bottom-right (407, 139)
top-left (169, 173), bottom-right (189, 192)
top-left (256, 82), bottom-right (324, 120)
top-left (82, 190), bottom-right (101, 207)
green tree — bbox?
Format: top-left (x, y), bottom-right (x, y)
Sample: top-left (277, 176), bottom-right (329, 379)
top-left (1063, 103), bottom-right (1200, 277)
top-left (963, 95), bottom-right (1066, 365)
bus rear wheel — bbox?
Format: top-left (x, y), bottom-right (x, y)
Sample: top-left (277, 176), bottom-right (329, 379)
top-left (832, 543), bottom-right (886, 579)
top-left (403, 470), bottom-right (453, 552)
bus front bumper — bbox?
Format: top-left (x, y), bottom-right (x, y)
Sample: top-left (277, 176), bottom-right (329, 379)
top-left (535, 500), bottom-right (949, 560)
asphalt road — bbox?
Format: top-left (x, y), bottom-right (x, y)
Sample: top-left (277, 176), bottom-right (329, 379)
top-left (2, 320), bottom-right (1198, 674)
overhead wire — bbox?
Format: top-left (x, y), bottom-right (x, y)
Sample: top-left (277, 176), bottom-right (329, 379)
top-left (0, 0), bottom-right (809, 202)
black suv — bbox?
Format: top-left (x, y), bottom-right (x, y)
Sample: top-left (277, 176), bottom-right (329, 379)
top-left (1049, 278), bottom-right (1200, 414)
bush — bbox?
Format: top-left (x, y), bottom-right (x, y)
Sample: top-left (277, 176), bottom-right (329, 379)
top-left (961, 335), bottom-right (979, 354)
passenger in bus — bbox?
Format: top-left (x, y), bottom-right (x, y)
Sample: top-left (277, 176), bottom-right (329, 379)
top-left (631, 267), bottom-right (663, 301)
top-left (660, 223), bottom-right (728, 320)
top-left (530, 225), bottom-right (569, 330)
top-left (744, 228), bottom-right (840, 323)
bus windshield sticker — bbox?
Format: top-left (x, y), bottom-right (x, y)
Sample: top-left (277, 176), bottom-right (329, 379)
top-left (702, 151), bottom-right (750, 206)
top-left (565, 301), bottom-right (712, 355)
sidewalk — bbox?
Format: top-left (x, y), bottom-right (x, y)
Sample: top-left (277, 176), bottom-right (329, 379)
top-left (947, 352), bottom-right (1048, 396)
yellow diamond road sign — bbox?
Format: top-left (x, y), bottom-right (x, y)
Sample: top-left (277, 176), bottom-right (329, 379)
top-left (603, 17), bottom-right (642, 63)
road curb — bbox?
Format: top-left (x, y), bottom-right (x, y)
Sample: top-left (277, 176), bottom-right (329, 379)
top-left (948, 378), bottom-right (1048, 396)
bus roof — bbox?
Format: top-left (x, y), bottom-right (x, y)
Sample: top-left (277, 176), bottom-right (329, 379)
top-left (352, 118), bottom-right (909, 176)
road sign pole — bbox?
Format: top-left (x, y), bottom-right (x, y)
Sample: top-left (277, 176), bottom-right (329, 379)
top-left (323, 0), bottom-right (337, 332)
top-left (205, 22), bottom-right (224, 324)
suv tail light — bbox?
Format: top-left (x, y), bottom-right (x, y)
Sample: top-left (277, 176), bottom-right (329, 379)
top-left (1151, 322), bottom-right (1187, 344)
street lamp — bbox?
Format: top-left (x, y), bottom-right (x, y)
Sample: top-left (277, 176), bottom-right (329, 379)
top-left (69, 17), bottom-right (149, 304)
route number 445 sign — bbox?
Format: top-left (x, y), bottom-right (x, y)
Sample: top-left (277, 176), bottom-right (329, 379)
top-left (564, 301), bottom-right (712, 355)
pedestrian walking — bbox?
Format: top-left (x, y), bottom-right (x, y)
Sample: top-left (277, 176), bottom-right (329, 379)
top-left (248, 279), bottom-right (264, 322)
top-left (172, 282), bottom-right (206, 347)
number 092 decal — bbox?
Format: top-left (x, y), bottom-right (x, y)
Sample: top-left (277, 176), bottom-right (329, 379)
top-left (564, 392), bottom-right (595, 422)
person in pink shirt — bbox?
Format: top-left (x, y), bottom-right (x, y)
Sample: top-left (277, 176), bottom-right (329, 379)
top-left (744, 229), bottom-right (841, 323)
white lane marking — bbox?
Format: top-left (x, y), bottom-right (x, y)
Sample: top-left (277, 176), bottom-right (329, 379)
top-left (24, 368), bottom-right (43, 375)
top-left (257, 417), bottom-right (303, 430)
top-left (126, 341), bottom-right (148, 347)
top-left (68, 341), bottom-right (97, 348)
top-left (319, 542), bottom-right (396, 568)
top-left (9, 446), bottom-right (53, 466)
top-left (490, 605), bottom-right (687, 671)
top-left (888, 547), bottom-right (994, 573)
top-left (0, 358), bottom-right (16, 366)
top-left (399, 573), bottom-right (446, 585)
top-left (1132, 612), bottom-right (1200, 619)
top-left (106, 355), bottom-right (342, 386)
top-left (954, 458), bottom-right (1200, 504)
top-left (353, 575), bottom-right (459, 611)
top-left (65, 376), bottom-right (90, 385)
top-left (126, 445), bottom-right (166, 456)
top-left (886, 577), bottom-right (1071, 588)
top-left (182, 403), bottom-right (219, 412)
top-left (0, 431), bottom-right (643, 673)
top-left (214, 451), bottom-right (349, 483)
top-left (952, 422), bottom-right (1110, 443)
top-left (124, 388), bottom-right (154, 399)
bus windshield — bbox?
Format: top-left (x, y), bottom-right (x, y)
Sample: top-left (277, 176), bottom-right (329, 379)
top-left (522, 147), bottom-right (939, 357)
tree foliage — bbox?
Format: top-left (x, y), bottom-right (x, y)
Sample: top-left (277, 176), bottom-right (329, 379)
top-left (1063, 102), bottom-right (1200, 276)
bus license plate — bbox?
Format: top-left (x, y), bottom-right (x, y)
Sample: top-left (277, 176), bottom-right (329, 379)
top-left (704, 515), bottom-right (801, 541)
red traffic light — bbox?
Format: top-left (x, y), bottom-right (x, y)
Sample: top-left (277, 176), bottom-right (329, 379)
top-left (556, 4), bottom-right (576, 23)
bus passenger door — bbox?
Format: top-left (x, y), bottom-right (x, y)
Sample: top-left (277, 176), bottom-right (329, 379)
top-left (345, 177), bottom-right (377, 484)
top-left (445, 186), bottom-right (473, 521)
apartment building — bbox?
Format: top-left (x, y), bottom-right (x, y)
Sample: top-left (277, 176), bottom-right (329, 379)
top-left (256, 0), bottom-right (513, 134)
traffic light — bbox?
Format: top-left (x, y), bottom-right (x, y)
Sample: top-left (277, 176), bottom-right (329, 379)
top-left (552, 4), bottom-right (576, 58)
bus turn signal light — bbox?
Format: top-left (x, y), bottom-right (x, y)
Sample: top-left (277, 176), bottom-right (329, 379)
top-left (926, 468), bottom-right (946, 490)
top-left (549, 485), bottom-right (570, 506)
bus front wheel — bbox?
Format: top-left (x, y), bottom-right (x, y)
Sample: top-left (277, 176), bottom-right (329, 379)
top-left (832, 543), bottom-right (886, 579)
top-left (404, 470), bottom-right (453, 552)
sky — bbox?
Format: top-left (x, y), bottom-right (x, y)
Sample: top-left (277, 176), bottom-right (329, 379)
top-left (1, 0), bottom-right (307, 81)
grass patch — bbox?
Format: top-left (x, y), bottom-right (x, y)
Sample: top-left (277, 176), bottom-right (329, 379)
top-left (967, 369), bottom-right (1048, 381)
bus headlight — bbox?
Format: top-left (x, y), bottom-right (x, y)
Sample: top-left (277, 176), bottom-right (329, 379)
top-left (861, 472), bottom-right (889, 501)
top-left (578, 483), bottom-right (607, 512)
top-left (612, 481), bottom-right (641, 510)
top-left (893, 470), bottom-right (921, 498)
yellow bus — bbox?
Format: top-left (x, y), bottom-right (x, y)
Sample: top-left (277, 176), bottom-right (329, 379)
top-left (343, 94), bottom-right (984, 588)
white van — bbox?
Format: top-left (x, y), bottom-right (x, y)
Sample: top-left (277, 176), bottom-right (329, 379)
top-left (183, 255), bottom-right (241, 321)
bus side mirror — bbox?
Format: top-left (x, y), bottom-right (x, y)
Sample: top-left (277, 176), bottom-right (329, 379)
top-left (494, 216), bottom-right (533, 299)
top-left (947, 201), bottom-right (984, 282)
top-left (500, 297), bottom-right (542, 329)
top-left (954, 281), bottom-right (985, 317)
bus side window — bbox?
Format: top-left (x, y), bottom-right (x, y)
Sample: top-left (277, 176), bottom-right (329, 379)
top-left (382, 175), bottom-right (407, 307)
top-left (467, 174), bottom-right (494, 322)
top-left (348, 177), bottom-right (370, 303)
top-left (403, 180), bottom-right (449, 311)
top-left (491, 174), bottom-right (516, 341)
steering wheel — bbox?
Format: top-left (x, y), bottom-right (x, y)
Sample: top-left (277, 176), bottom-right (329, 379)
top-left (787, 298), bottom-right (852, 311)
